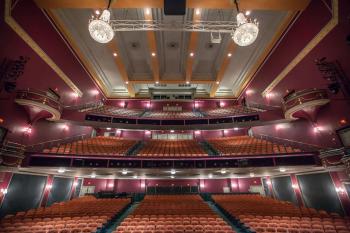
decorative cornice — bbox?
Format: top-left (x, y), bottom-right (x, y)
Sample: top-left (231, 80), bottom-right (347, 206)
top-left (262, 0), bottom-right (339, 96)
top-left (4, 0), bottom-right (83, 97)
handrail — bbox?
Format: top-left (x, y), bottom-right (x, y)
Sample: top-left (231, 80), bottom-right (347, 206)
top-left (16, 88), bottom-right (60, 103)
top-left (254, 133), bottom-right (325, 151)
top-left (282, 88), bottom-right (327, 103)
top-left (64, 100), bottom-right (105, 111)
top-left (319, 147), bottom-right (346, 158)
top-left (0, 140), bottom-right (26, 158)
top-left (26, 133), bottom-right (91, 152)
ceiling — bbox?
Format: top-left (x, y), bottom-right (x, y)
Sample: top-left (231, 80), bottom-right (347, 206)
top-left (37, 0), bottom-right (309, 99)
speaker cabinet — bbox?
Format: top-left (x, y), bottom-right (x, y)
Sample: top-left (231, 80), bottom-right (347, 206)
top-left (164, 0), bottom-right (186, 15)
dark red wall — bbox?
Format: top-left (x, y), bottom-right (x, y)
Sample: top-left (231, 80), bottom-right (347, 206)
top-left (244, 0), bottom-right (350, 147)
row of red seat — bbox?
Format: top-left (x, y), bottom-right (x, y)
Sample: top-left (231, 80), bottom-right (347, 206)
top-left (41, 136), bottom-right (300, 157)
top-left (212, 195), bottom-right (349, 233)
top-left (113, 195), bottom-right (235, 233)
top-left (0, 196), bottom-right (130, 233)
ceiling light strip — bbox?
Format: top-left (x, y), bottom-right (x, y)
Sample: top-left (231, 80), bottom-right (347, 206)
top-left (4, 0), bottom-right (83, 97)
top-left (262, 0), bottom-right (338, 97)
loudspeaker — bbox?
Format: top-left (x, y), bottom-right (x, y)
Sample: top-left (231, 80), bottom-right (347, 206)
top-left (164, 0), bottom-right (186, 15)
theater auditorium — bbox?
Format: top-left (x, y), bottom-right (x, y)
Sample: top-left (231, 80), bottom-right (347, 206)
top-left (0, 0), bottom-right (350, 233)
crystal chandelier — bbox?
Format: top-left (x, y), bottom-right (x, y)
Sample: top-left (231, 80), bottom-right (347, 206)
top-left (88, 0), bottom-right (114, 43)
top-left (232, 0), bottom-right (259, 46)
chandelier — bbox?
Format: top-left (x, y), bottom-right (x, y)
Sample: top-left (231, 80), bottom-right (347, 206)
top-left (88, 0), bottom-right (114, 43)
top-left (231, 0), bottom-right (259, 46)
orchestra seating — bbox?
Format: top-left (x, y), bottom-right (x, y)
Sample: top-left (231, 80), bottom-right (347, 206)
top-left (208, 136), bottom-right (301, 156)
top-left (0, 196), bottom-right (130, 233)
top-left (203, 106), bottom-right (257, 117)
top-left (89, 105), bottom-right (144, 117)
top-left (42, 136), bottom-right (136, 156)
top-left (212, 194), bottom-right (349, 233)
top-left (142, 110), bottom-right (200, 119)
top-left (114, 195), bottom-right (235, 233)
top-left (137, 140), bottom-right (207, 157)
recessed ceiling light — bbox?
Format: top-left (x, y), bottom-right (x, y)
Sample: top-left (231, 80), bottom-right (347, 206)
top-left (113, 52), bottom-right (117, 57)
top-left (189, 52), bottom-right (194, 57)
top-left (216, 81), bottom-right (219, 84)
top-left (195, 9), bottom-right (201, 15)
top-left (125, 81), bottom-right (129, 84)
top-left (145, 8), bottom-right (151, 15)
top-left (155, 81), bottom-right (159, 84)
top-left (58, 168), bottom-right (65, 173)
top-left (245, 10), bottom-right (251, 16)
top-left (228, 53), bottom-right (232, 57)
top-left (151, 52), bottom-right (156, 57)
top-left (186, 81), bottom-right (190, 84)
top-left (95, 10), bottom-right (100, 15)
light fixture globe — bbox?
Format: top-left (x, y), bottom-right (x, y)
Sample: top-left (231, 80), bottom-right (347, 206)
top-left (232, 12), bottom-right (259, 46)
top-left (88, 9), bottom-right (114, 43)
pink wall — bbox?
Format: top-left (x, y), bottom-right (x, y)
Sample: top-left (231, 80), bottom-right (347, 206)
top-left (82, 178), bottom-right (111, 192)
top-left (0, 0), bottom-right (98, 144)
top-left (329, 171), bottom-right (350, 215)
top-left (146, 179), bottom-right (199, 187)
top-left (244, 0), bottom-right (350, 148)
top-left (0, 172), bottom-right (13, 206)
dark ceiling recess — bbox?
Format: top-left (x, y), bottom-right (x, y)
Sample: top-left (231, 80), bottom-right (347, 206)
top-left (164, 0), bottom-right (186, 15)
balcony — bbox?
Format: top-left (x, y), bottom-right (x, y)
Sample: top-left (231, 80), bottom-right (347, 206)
top-left (282, 88), bottom-right (330, 121)
top-left (15, 89), bottom-right (62, 121)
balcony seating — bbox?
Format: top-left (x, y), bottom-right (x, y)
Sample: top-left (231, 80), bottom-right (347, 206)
top-left (42, 136), bottom-right (136, 156)
top-left (142, 110), bottom-right (200, 119)
top-left (203, 106), bottom-right (257, 117)
top-left (137, 140), bottom-right (207, 157)
top-left (208, 136), bottom-right (301, 156)
top-left (212, 195), bottom-right (350, 233)
top-left (0, 196), bottom-right (130, 233)
top-left (90, 106), bottom-right (144, 117)
top-left (114, 195), bottom-right (235, 233)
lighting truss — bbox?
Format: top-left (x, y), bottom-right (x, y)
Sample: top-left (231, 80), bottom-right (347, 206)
top-left (95, 19), bottom-right (238, 33)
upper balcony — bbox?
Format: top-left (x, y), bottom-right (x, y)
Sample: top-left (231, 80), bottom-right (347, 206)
top-left (282, 88), bottom-right (330, 121)
top-left (15, 89), bottom-right (62, 121)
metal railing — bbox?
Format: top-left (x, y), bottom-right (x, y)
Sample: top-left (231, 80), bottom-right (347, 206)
top-left (254, 133), bottom-right (324, 152)
top-left (26, 134), bottom-right (91, 152)
top-left (0, 140), bottom-right (26, 165)
top-left (319, 147), bottom-right (346, 158)
top-left (64, 100), bottom-right (105, 112)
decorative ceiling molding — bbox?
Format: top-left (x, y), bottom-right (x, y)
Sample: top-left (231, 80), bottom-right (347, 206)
top-left (107, 43), bottom-right (136, 97)
top-left (185, 10), bottom-right (201, 83)
top-left (45, 9), bottom-right (110, 97)
top-left (235, 11), bottom-right (298, 97)
top-left (262, 0), bottom-right (338, 96)
top-left (210, 42), bottom-right (236, 97)
top-left (34, 0), bottom-right (311, 11)
top-left (4, 0), bottom-right (83, 97)
top-left (144, 9), bottom-right (160, 83)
